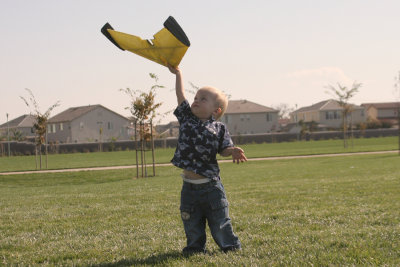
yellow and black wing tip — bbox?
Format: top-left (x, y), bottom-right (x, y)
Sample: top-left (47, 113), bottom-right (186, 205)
top-left (163, 16), bottom-right (190, 47)
top-left (101, 22), bottom-right (125, 51)
top-left (101, 16), bottom-right (190, 50)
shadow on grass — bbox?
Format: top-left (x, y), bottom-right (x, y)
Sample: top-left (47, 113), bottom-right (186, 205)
top-left (91, 251), bottom-right (186, 266)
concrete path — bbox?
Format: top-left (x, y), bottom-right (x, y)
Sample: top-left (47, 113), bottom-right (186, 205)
top-left (0, 150), bottom-right (398, 176)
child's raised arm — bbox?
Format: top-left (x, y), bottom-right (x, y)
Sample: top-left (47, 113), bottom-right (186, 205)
top-left (168, 65), bottom-right (185, 105)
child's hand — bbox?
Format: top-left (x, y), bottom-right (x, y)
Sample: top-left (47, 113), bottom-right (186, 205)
top-left (168, 64), bottom-right (180, 75)
top-left (232, 147), bottom-right (247, 164)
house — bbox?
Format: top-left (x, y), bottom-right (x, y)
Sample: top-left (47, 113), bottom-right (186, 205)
top-left (0, 114), bottom-right (36, 140)
top-left (47, 105), bottom-right (131, 143)
top-left (361, 102), bottom-right (400, 124)
top-left (220, 100), bottom-right (279, 135)
top-left (290, 99), bottom-right (366, 129)
top-left (155, 121), bottom-right (179, 138)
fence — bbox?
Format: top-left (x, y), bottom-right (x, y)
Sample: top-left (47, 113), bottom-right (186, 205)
top-left (1, 128), bottom-right (398, 156)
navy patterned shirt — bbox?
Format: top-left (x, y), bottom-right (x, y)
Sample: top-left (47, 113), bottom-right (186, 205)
top-left (171, 100), bottom-right (234, 180)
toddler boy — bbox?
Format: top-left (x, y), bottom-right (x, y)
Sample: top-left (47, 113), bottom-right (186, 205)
top-left (168, 65), bottom-right (247, 254)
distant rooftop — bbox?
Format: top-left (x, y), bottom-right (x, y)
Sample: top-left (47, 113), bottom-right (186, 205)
top-left (295, 99), bottom-right (363, 113)
top-left (361, 102), bottom-right (400, 109)
top-left (0, 114), bottom-right (35, 128)
top-left (48, 105), bottom-right (101, 123)
top-left (225, 100), bottom-right (277, 114)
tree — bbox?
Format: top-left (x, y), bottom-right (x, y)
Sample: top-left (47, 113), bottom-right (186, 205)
top-left (11, 129), bottom-right (25, 141)
top-left (326, 82), bottom-right (362, 148)
top-left (20, 88), bottom-right (60, 169)
top-left (298, 120), bottom-right (307, 140)
top-left (274, 103), bottom-right (294, 119)
top-left (394, 71), bottom-right (400, 156)
top-left (121, 73), bottom-right (163, 136)
top-left (187, 81), bottom-right (232, 100)
top-left (120, 73), bottom-right (163, 177)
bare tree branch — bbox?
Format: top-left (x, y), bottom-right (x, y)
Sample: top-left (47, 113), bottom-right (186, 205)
top-left (325, 82), bottom-right (362, 148)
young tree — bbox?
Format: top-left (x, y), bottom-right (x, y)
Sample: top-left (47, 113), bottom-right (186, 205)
top-left (20, 88), bottom-right (60, 169)
top-left (120, 73), bottom-right (163, 177)
top-left (121, 73), bottom-right (163, 136)
top-left (326, 82), bottom-right (362, 148)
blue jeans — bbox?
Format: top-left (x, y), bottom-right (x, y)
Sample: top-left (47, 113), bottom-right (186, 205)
top-left (180, 180), bottom-right (241, 253)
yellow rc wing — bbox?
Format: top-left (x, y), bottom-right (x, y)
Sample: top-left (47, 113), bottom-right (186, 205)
top-left (101, 16), bottom-right (190, 68)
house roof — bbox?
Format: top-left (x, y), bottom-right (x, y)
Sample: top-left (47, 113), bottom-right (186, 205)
top-left (225, 100), bottom-right (277, 114)
top-left (48, 104), bottom-right (128, 123)
top-left (155, 121), bottom-right (179, 133)
top-left (295, 99), bottom-right (363, 113)
top-left (0, 114), bottom-right (35, 128)
top-left (361, 102), bottom-right (400, 109)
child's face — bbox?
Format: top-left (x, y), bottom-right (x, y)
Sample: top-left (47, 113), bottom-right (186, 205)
top-left (191, 89), bottom-right (220, 121)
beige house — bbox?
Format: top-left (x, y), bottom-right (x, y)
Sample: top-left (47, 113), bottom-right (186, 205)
top-left (291, 99), bottom-right (366, 129)
top-left (0, 114), bottom-right (35, 140)
top-left (220, 100), bottom-right (279, 135)
top-left (361, 102), bottom-right (400, 123)
top-left (47, 105), bottom-right (131, 143)
top-left (155, 121), bottom-right (179, 138)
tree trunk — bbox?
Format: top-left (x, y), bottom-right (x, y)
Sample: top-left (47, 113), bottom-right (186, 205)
top-left (350, 113), bottom-right (354, 148)
top-left (135, 122), bottom-right (139, 178)
top-left (45, 131), bottom-right (48, 169)
top-left (140, 122), bottom-right (144, 177)
top-left (35, 145), bottom-right (38, 170)
top-left (39, 145), bottom-right (42, 170)
top-left (151, 120), bottom-right (155, 176)
top-left (342, 113), bottom-right (347, 148)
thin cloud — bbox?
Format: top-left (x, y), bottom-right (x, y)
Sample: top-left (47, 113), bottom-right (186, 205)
top-left (286, 67), bottom-right (353, 87)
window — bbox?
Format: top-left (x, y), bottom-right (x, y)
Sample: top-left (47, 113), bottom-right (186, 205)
top-left (266, 113), bottom-right (271, 122)
top-left (52, 124), bottom-right (56, 133)
top-left (107, 122), bottom-right (113, 130)
top-left (60, 123), bottom-right (63, 131)
top-left (326, 111), bottom-right (332, 120)
top-left (80, 122), bottom-right (84, 129)
top-left (240, 114), bottom-right (250, 121)
top-left (47, 124), bottom-right (51, 133)
top-left (326, 111), bottom-right (341, 120)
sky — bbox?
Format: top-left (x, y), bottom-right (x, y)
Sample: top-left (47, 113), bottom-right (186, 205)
top-left (1, 0), bottom-right (400, 125)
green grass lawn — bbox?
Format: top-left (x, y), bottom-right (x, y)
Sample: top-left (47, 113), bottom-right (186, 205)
top-left (1, 153), bottom-right (399, 266)
top-left (0, 136), bottom-right (398, 173)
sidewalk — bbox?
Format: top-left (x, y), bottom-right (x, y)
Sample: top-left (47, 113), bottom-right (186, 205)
top-left (0, 150), bottom-right (398, 176)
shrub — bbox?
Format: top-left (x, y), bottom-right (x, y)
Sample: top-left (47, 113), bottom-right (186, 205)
top-left (366, 119), bottom-right (382, 129)
top-left (381, 120), bottom-right (393, 128)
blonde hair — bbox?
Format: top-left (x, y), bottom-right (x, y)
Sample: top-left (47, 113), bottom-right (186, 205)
top-left (199, 86), bottom-right (228, 120)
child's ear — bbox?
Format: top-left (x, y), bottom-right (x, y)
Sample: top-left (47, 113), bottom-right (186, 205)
top-left (213, 107), bottom-right (222, 119)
